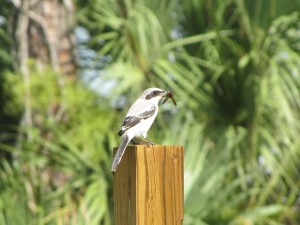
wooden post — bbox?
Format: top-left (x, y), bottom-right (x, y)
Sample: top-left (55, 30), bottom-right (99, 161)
top-left (113, 145), bottom-right (184, 225)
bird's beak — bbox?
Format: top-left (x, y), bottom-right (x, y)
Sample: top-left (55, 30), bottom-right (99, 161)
top-left (162, 91), bottom-right (168, 97)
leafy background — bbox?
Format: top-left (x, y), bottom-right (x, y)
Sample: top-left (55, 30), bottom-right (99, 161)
top-left (1, 0), bottom-right (300, 224)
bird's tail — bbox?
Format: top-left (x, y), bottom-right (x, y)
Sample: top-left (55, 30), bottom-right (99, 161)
top-left (111, 135), bottom-right (130, 173)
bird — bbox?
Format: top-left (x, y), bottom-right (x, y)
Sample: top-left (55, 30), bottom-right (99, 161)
top-left (111, 88), bottom-right (172, 173)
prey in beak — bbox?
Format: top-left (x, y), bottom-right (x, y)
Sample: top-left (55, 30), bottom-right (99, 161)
top-left (162, 91), bottom-right (177, 106)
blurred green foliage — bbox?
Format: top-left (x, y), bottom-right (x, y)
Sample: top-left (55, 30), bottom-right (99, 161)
top-left (1, 0), bottom-right (300, 225)
top-left (1, 67), bottom-right (116, 225)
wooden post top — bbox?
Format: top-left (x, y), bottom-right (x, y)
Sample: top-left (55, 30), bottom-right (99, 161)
top-left (113, 145), bottom-right (184, 225)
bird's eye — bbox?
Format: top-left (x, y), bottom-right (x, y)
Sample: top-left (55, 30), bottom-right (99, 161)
top-left (146, 90), bottom-right (160, 100)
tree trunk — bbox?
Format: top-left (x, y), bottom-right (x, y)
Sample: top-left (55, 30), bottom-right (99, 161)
top-left (12, 0), bottom-right (76, 77)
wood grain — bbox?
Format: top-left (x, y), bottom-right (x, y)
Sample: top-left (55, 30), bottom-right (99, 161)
top-left (113, 145), bottom-right (184, 225)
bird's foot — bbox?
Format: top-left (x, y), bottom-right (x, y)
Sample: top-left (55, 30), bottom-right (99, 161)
top-left (144, 137), bottom-right (155, 145)
top-left (130, 137), bottom-right (154, 145)
top-left (130, 137), bottom-right (155, 145)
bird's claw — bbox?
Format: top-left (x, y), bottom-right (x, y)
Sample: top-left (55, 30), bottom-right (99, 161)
top-left (144, 138), bottom-right (155, 145)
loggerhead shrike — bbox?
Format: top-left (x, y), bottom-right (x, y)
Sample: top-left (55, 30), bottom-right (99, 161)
top-left (111, 88), bottom-right (176, 173)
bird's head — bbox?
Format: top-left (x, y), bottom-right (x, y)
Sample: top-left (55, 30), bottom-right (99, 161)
top-left (143, 88), bottom-right (166, 101)
top-left (141, 88), bottom-right (177, 105)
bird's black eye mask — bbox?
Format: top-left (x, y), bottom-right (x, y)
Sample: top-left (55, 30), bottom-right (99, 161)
top-left (145, 90), bottom-right (164, 100)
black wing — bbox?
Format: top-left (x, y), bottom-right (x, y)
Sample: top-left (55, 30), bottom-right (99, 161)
top-left (117, 105), bottom-right (155, 136)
